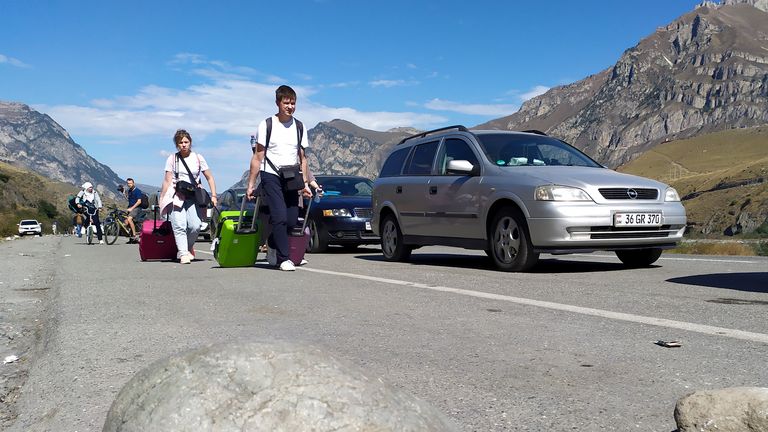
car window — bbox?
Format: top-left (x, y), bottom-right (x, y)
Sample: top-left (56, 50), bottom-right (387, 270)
top-left (403, 141), bottom-right (439, 175)
top-left (319, 178), bottom-right (374, 196)
top-left (477, 134), bottom-right (601, 167)
top-left (438, 138), bottom-right (479, 175)
top-left (21, 220), bottom-right (38, 226)
top-left (379, 147), bottom-right (410, 177)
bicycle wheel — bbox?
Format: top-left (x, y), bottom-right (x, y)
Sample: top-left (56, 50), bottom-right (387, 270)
top-left (86, 225), bottom-right (94, 245)
top-left (104, 222), bottom-right (118, 245)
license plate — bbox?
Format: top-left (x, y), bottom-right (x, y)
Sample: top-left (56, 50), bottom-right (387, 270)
top-left (365, 221), bottom-right (372, 231)
top-left (614, 212), bottom-right (662, 227)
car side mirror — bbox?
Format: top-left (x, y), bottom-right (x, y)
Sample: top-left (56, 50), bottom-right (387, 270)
top-left (446, 159), bottom-right (477, 175)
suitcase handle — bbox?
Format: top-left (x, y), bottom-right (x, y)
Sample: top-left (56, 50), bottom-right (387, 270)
top-left (299, 189), bottom-right (315, 233)
top-left (235, 193), bottom-right (260, 235)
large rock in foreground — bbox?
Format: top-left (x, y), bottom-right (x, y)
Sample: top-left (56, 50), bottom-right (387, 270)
top-left (674, 387), bottom-right (768, 432)
top-left (103, 341), bottom-right (458, 432)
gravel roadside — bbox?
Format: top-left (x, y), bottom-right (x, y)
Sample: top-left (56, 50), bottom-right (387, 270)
top-left (0, 236), bottom-right (57, 428)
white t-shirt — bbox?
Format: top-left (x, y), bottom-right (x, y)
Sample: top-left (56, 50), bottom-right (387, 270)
top-left (255, 116), bottom-right (310, 176)
top-left (164, 151), bottom-right (210, 184)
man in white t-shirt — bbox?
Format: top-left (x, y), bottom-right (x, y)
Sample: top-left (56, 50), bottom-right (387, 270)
top-left (246, 85), bottom-right (312, 271)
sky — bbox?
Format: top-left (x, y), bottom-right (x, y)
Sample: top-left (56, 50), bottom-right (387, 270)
top-left (1, 0), bottom-right (702, 190)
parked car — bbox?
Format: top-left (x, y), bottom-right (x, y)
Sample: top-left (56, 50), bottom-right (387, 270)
top-left (198, 204), bottom-right (213, 241)
top-left (18, 219), bottom-right (43, 236)
top-left (307, 175), bottom-right (379, 252)
top-left (371, 126), bottom-right (687, 271)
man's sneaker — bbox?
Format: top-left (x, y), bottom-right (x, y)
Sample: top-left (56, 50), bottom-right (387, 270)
top-left (99, 240), bottom-right (104, 245)
top-left (298, 259), bottom-right (308, 266)
top-left (279, 260), bottom-right (296, 271)
top-left (267, 247), bottom-right (277, 266)
top-left (180, 254), bottom-right (193, 264)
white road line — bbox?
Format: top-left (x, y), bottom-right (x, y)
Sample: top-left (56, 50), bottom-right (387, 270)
top-left (298, 267), bottom-right (768, 345)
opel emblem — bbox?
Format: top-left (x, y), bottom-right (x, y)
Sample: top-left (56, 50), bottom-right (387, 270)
top-left (627, 188), bottom-right (638, 199)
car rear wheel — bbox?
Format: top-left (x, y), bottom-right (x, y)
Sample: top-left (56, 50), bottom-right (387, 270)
top-left (381, 214), bottom-right (411, 262)
top-left (615, 248), bottom-right (662, 268)
top-left (307, 220), bottom-right (328, 253)
top-left (488, 207), bottom-right (538, 272)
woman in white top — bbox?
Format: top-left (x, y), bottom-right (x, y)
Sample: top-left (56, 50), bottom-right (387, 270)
top-left (159, 129), bottom-right (217, 264)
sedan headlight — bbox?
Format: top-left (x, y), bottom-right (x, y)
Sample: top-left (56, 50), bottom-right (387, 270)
top-left (534, 185), bottom-right (593, 201)
top-left (322, 209), bottom-right (352, 217)
top-left (664, 187), bottom-right (681, 202)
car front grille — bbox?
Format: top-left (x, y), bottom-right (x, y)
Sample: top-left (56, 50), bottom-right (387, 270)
top-left (588, 225), bottom-right (673, 239)
top-left (353, 208), bottom-right (373, 219)
top-left (598, 188), bottom-right (658, 200)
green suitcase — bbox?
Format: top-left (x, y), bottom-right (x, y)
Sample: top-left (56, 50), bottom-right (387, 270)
top-left (213, 195), bottom-right (261, 268)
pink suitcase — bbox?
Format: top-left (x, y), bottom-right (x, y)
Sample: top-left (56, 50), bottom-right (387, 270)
top-left (287, 193), bottom-right (314, 265)
top-left (139, 206), bottom-right (177, 261)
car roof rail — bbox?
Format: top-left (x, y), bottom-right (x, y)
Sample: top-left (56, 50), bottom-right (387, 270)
top-left (398, 125), bottom-right (469, 144)
top-left (521, 129), bottom-right (548, 136)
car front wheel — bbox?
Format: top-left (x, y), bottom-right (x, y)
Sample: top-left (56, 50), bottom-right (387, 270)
top-left (307, 220), bottom-right (328, 253)
top-left (380, 214), bottom-right (411, 262)
top-left (615, 248), bottom-right (662, 268)
top-left (488, 207), bottom-right (538, 272)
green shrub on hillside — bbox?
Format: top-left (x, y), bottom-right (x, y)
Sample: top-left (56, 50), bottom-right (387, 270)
top-left (37, 199), bottom-right (59, 219)
top-left (755, 242), bottom-right (768, 257)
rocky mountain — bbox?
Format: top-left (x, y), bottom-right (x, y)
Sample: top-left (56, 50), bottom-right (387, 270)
top-left (0, 101), bottom-right (123, 198)
top-left (477, 0), bottom-right (768, 168)
top-left (230, 120), bottom-right (419, 188)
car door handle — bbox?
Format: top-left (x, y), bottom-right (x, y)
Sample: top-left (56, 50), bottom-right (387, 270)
top-left (396, 186), bottom-right (403, 194)
top-left (429, 186), bottom-right (437, 195)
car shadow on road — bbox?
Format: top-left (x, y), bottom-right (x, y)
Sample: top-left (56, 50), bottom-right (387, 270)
top-left (667, 272), bottom-right (768, 293)
top-left (356, 253), bottom-right (632, 274)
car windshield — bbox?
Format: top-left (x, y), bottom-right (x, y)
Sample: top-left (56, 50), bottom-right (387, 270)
top-left (316, 178), bottom-right (373, 197)
top-left (476, 133), bottom-right (601, 168)
top-left (21, 221), bottom-right (38, 226)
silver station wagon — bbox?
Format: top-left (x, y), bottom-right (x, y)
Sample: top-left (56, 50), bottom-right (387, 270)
top-left (371, 126), bottom-right (687, 271)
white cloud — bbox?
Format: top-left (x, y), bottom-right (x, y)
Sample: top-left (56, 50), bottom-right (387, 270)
top-left (32, 54), bottom-right (455, 189)
top-left (424, 98), bottom-right (519, 117)
top-left (0, 54), bottom-right (31, 68)
top-left (369, 79), bottom-right (418, 88)
top-left (520, 85), bottom-right (550, 101)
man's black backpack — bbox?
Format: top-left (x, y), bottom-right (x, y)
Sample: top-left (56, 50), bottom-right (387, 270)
top-left (139, 192), bottom-right (150, 209)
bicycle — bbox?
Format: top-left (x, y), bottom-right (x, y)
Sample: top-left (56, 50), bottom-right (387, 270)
top-left (103, 205), bottom-right (145, 245)
top-left (83, 205), bottom-right (99, 245)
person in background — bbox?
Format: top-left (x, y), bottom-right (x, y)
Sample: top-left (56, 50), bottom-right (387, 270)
top-left (73, 212), bottom-right (84, 237)
top-left (159, 129), bottom-right (217, 264)
top-left (123, 178), bottom-right (145, 243)
top-left (51, 221), bottom-right (58, 236)
top-left (76, 182), bottom-right (104, 244)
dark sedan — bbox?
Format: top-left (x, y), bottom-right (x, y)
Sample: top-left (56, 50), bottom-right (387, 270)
top-left (308, 175), bottom-right (379, 252)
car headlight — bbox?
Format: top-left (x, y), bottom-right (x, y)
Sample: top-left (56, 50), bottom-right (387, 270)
top-left (322, 209), bottom-right (352, 217)
top-left (534, 185), bottom-right (593, 201)
top-left (664, 187), bottom-right (681, 202)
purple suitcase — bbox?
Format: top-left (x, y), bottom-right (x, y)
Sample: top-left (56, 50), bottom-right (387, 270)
top-left (139, 206), bottom-right (177, 261)
top-left (287, 192), bottom-right (314, 265)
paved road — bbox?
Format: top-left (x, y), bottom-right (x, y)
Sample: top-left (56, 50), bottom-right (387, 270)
top-left (4, 235), bottom-right (768, 431)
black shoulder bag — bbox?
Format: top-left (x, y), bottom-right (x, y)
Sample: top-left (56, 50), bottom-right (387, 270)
top-left (263, 117), bottom-right (305, 192)
top-left (176, 153), bottom-right (211, 207)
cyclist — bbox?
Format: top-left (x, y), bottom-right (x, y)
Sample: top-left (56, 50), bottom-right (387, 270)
top-left (122, 178), bottom-right (145, 243)
top-left (76, 182), bottom-right (104, 244)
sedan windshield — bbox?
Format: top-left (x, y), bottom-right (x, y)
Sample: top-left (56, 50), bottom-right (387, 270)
top-left (476, 133), bottom-right (601, 168)
top-left (316, 177), bottom-right (373, 197)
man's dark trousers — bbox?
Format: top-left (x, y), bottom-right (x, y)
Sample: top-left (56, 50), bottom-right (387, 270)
top-left (261, 172), bottom-right (299, 264)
